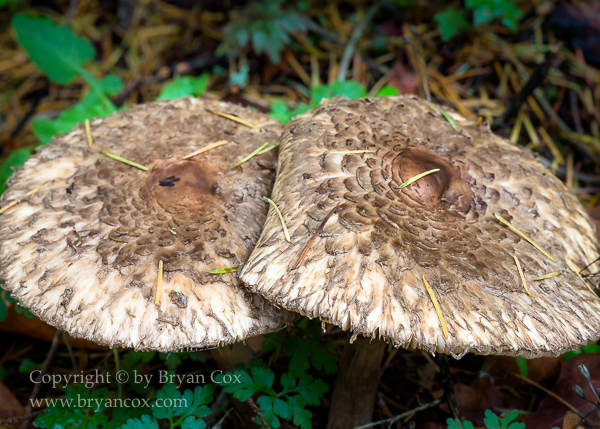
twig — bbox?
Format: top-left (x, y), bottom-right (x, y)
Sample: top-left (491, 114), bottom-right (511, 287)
top-left (246, 397), bottom-right (270, 429)
top-left (438, 354), bottom-right (464, 423)
top-left (182, 140), bottom-right (229, 159)
top-left (337, 4), bottom-right (381, 81)
top-left (62, 332), bottom-right (78, 373)
top-left (491, 48), bottom-right (557, 131)
top-left (353, 398), bottom-right (444, 429)
top-left (113, 348), bottom-right (122, 400)
top-left (507, 370), bottom-right (598, 424)
top-left (0, 409), bottom-right (45, 425)
top-left (21, 330), bottom-right (62, 429)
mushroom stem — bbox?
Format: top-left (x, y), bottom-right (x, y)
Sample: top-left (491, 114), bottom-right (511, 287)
top-left (438, 353), bottom-right (464, 422)
top-left (326, 336), bottom-right (386, 429)
top-left (212, 342), bottom-right (260, 429)
top-left (211, 342), bottom-right (255, 371)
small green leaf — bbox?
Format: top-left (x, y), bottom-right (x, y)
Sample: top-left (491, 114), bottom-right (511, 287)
top-left (311, 81), bottom-right (367, 104)
top-left (514, 357), bottom-right (528, 377)
top-left (252, 366), bottom-right (275, 390)
top-left (13, 14), bottom-right (95, 84)
top-left (434, 8), bottom-right (471, 42)
top-left (483, 409), bottom-right (501, 429)
top-left (0, 146), bottom-right (35, 195)
top-left (19, 358), bottom-right (40, 374)
top-left (118, 415), bottom-right (159, 429)
top-left (157, 73), bottom-right (210, 100)
top-left (375, 85), bottom-right (400, 97)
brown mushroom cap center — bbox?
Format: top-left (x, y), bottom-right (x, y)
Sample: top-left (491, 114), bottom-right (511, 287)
top-left (147, 158), bottom-right (221, 210)
top-left (392, 146), bottom-right (473, 214)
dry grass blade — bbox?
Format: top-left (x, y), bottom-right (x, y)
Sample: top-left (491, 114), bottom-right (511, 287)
top-left (210, 267), bottom-right (238, 274)
top-left (513, 255), bottom-right (535, 297)
top-left (494, 213), bottom-right (557, 263)
top-left (231, 142), bottom-right (270, 169)
top-left (155, 260), bottom-right (163, 306)
top-left (328, 150), bottom-right (376, 154)
top-left (101, 151), bottom-right (149, 171)
top-left (532, 271), bottom-right (561, 281)
top-left (206, 108), bottom-right (261, 129)
top-left (398, 168), bottom-right (440, 189)
top-left (422, 275), bottom-right (448, 339)
top-left (182, 140), bottom-right (229, 159)
top-left (508, 371), bottom-right (587, 421)
top-left (262, 196), bottom-right (291, 242)
top-left (0, 182), bottom-right (51, 215)
top-left (84, 119), bottom-right (93, 147)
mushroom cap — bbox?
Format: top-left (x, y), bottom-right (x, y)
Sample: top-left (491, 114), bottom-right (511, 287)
top-left (0, 97), bottom-right (293, 351)
top-left (241, 95), bottom-right (600, 359)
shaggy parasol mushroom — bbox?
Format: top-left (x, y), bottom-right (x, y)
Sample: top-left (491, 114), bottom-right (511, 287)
top-left (0, 97), bottom-right (293, 369)
top-left (241, 95), bottom-right (600, 427)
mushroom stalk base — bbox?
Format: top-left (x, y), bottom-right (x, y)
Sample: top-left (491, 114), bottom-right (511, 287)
top-left (211, 342), bottom-right (259, 428)
top-left (211, 342), bottom-right (254, 370)
top-left (327, 336), bottom-right (386, 429)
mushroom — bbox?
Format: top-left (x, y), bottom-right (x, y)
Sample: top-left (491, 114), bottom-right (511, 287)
top-left (240, 95), bottom-right (600, 427)
top-left (0, 97), bottom-right (293, 369)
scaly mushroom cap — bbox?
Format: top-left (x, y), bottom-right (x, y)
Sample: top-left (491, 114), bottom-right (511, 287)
top-left (0, 97), bottom-right (293, 351)
top-left (241, 96), bottom-right (600, 359)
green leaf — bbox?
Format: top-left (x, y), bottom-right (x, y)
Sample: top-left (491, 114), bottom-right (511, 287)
top-left (465, 0), bottom-right (523, 32)
top-left (252, 366), bottom-right (275, 390)
top-left (32, 89), bottom-right (117, 144)
top-left (257, 395), bottom-right (280, 428)
top-left (446, 418), bottom-right (476, 429)
top-left (12, 14), bottom-right (95, 84)
top-left (118, 415), bottom-right (159, 429)
top-left (375, 85), bottom-right (400, 97)
top-left (0, 146), bottom-right (35, 195)
top-left (434, 8), bottom-right (471, 42)
top-left (18, 358), bottom-right (40, 374)
top-left (514, 357), bottom-right (528, 377)
top-left (218, 369), bottom-right (257, 401)
top-left (311, 81), bottom-right (367, 104)
top-left (483, 409), bottom-right (501, 429)
top-left (100, 74), bottom-right (124, 95)
top-left (181, 416), bottom-right (206, 429)
top-left (287, 395), bottom-right (312, 429)
top-left (157, 73), bottom-right (210, 100)
top-left (272, 397), bottom-right (291, 419)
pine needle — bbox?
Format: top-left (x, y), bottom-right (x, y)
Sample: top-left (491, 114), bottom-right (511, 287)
top-left (422, 275), bottom-right (448, 339)
top-left (206, 108), bottom-right (261, 130)
top-left (292, 206), bottom-right (339, 270)
top-left (494, 213), bottom-right (557, 263)
top-left (182, 140), bottom-right (229, 159)
top-left (101, 151), bottom-right (149, 171)
top-left (262, 196), bottom-right (291, 242)
top-left (84, 119), bottom-right (93, 147)
top-left (514, 255), bottom-right (535, 298)
top-left (328, 150), bottom-right (376, 154)
top-left (231, 142), bottom-right (270, 169)
top-left (155, 260), bottom-right (163, 306)
top-left (431, 105), bottom-right (458, 130)
top-left (398, 168), bottom-right (440, 189)
top-left (0, 182), bottom-right (51, 215)
top-left (532, 271), bottom-right (561, 281)
top-left (257, 142), bottom-right (280, 155)
top-left (210, 267), bottom-right (238, 274)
